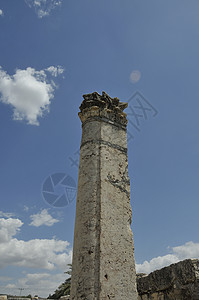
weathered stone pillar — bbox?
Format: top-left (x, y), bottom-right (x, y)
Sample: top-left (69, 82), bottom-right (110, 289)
top-left (70, 92), bottom-right (138, 300)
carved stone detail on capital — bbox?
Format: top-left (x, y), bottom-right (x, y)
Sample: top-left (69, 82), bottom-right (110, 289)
top-left (78, 91), bottom-right (128, 127)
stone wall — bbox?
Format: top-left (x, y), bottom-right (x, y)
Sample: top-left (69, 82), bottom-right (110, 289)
top-left (137, 259), bottom-right (199, 300)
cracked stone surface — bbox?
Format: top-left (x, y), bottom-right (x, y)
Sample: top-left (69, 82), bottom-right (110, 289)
top-left (137, 259), bottom-right (199, 300)
top-left (70, 92), bottom-right (138, 300)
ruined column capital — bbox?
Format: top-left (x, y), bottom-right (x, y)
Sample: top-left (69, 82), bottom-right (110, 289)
top-left (78, 91), bottom-right (128, 128)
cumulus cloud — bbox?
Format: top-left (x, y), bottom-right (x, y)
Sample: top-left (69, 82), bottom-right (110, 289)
top-left (0, 238), bottom-right (72, 270)
top-left (0, 9), bottom-right (3, 16)
top-left (136, 241), bottom-right (199, 274)
top-left (0, 216), bottom-right (72, 271)
top-left (25, 0), bottom-right (62, 18)
top-left (173, 242), bottom-right (199, 260)
top-left (0, 66), bottom-right (64, 125)
top-left (0, 218), bottom-right (23, 243)
top-left (29, 209), bottom-right (59, 227)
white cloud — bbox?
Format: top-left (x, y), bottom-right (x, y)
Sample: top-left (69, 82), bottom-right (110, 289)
top-left (173, 241), bottom-right (199, 260)
top-left (0, 238), bottom-right (72, 270)
top-left (0, 9), bottom-right (3, 16)
top-left (23, 205), bottom-right (29, 212)
top-left (4, 272), bottom-right (68, 298)
top-left (29, 209), bottom-right (59, 227)
top-left (136, 254), bottom-right (179, 275)
top-left (46, 66), bottom-right (64, 77)
top-left (136, 241), bottom-right (199, 274)
top-left (0, 211), bottom-right (15, 218)
top-left (25, 0), bottom-right (62, 18)
top-left (0, 216), bottom-right (72, 271)
top-left (0, 218), bottom-right (23, 243)
top-left (0, 66), bottom-right (63, 125)
top-left (0, 214), bottom-right (71, 297)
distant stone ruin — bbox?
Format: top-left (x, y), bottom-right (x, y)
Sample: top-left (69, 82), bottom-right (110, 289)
top-left (137, 259), bottom-right (199, 300)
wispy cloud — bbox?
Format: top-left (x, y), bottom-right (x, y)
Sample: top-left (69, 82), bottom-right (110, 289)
top-left (0, 9), bottom-right (3, 16)
top-left (29, 209), bottom-right (59, 227)
top-left (23, 205), bottom-right (29, 212)
top-left (0, 211), bottom-right (15, 218)
top-left (0, 65), bottom-right (64, 126)
top-left (25, 0), bottom-right (62, 18)
top-left (136, 241), bottom-right (199, 274)
top-left (46, 66), bottom-right (64, 77)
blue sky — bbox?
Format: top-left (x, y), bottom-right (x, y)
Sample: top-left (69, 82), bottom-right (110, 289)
top-left (0, 0), bottom-right (199, 297)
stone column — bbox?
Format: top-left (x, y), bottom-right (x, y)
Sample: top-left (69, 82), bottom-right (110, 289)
top-left (70, 92), bottom-right (138, 300)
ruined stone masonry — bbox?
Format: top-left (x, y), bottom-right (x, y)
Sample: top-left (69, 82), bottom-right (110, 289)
top-left (137, 259), bottom-right (199, 300)
top-left (70, 92), bottom-right (138, 299)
